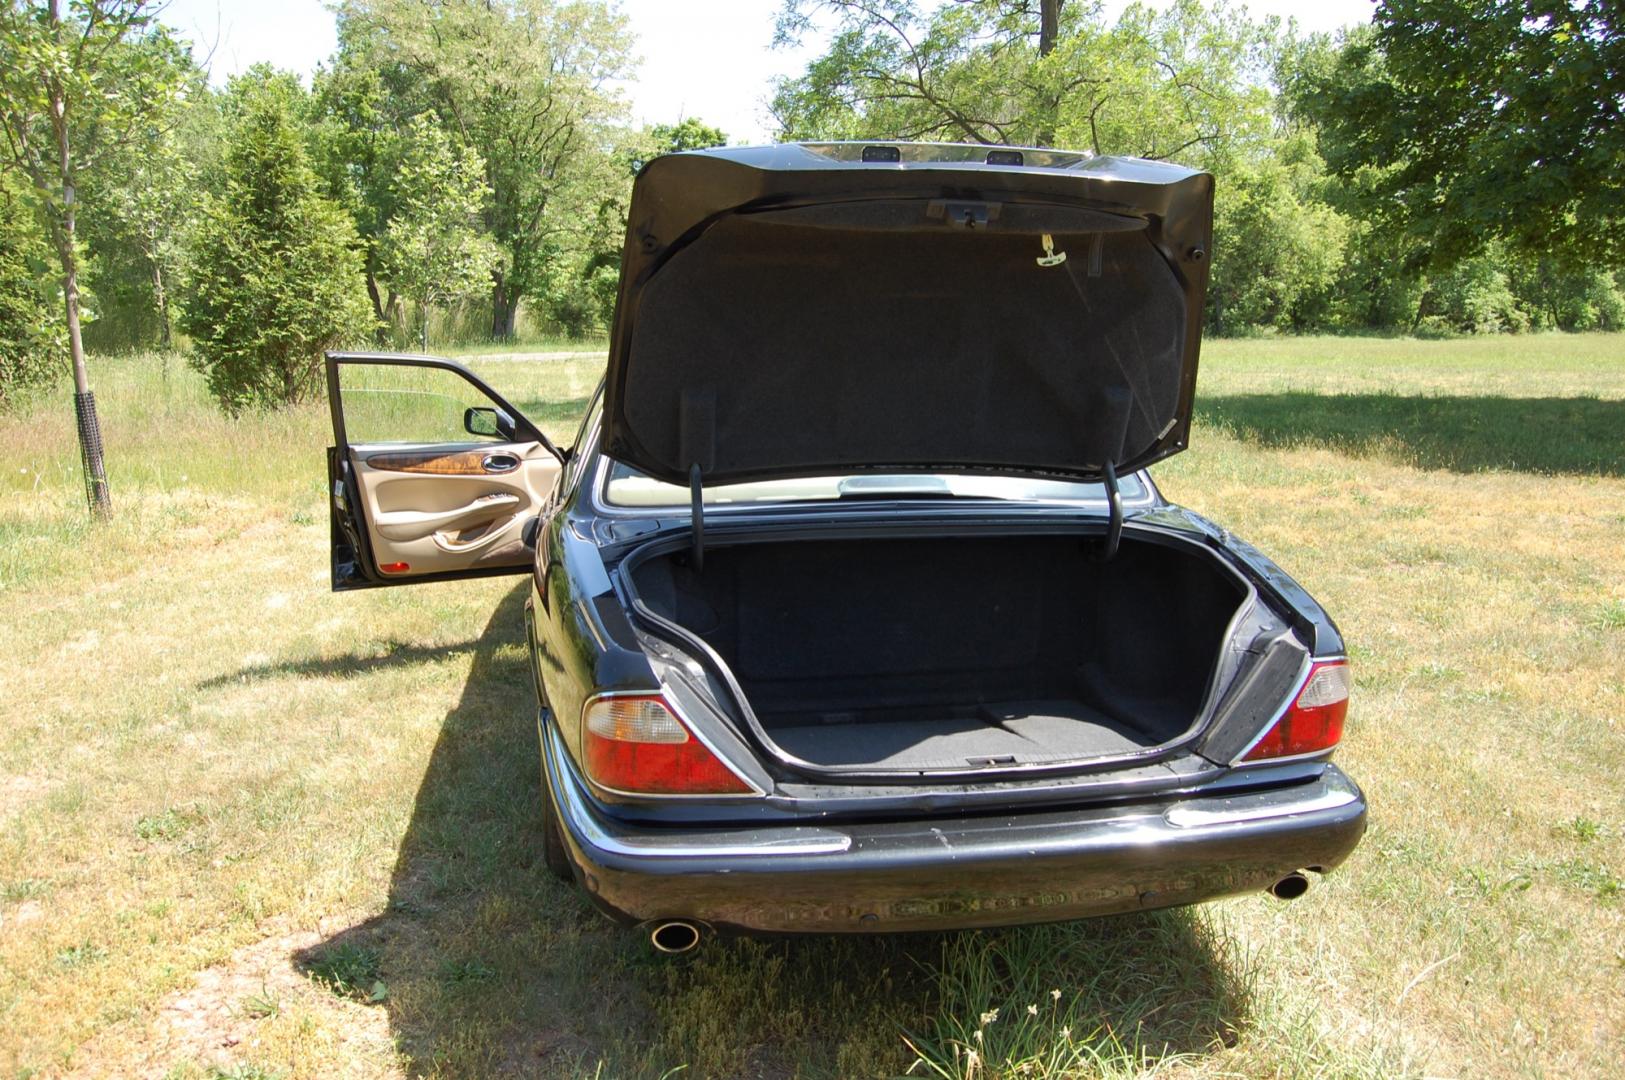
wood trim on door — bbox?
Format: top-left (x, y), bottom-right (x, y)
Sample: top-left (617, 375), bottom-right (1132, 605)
top-left (364, 449), bottom-right (502, 476)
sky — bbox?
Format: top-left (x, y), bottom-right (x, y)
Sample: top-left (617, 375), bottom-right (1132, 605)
top-left (157, 0), bottom-right (1378, 145)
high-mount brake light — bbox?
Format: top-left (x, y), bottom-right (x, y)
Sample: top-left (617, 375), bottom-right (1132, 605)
top-left (1239, 659), bottom-right (1351, 763)
top-left (581, 694), bottom-right (755, 796)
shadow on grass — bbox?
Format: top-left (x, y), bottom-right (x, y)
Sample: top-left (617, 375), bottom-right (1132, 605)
top-left (297, 584), bottom-right (1252, 1078)
top-left (1198, 393), bottom-right (1625, 475)
top-left (196, 640), bottom-right (484, 688)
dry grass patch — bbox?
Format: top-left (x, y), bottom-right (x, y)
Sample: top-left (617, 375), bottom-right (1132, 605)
top-left (1, 336), bottom-right (1622, 1078)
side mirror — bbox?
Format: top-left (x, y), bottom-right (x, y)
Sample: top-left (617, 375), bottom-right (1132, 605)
top-left (464, 406), bottom-right (516, 440)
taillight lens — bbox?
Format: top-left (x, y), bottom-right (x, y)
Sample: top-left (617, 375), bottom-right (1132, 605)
top-left (1240, 660), bottom-right (1351, 763)
top-left (581, 694), bottom-right (755, 795)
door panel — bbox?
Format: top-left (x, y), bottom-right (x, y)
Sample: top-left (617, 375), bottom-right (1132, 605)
top-left (350, 440), bottom-right (558, 578)
top-left (326, 352), bottom-right (564, 590)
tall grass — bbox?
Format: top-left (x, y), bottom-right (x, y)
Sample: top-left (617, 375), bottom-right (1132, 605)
top-left (0, 349), bottom-right (604, 592)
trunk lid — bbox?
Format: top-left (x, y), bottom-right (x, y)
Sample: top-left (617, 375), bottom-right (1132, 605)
top-left (601, 142), bottom-right (1213, 487)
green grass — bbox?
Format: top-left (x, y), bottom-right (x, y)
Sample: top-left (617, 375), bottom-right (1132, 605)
top-left (1, 333), bottom-right (1623, 1077)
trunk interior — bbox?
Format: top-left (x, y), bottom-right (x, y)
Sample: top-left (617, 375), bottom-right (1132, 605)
top-left (630, 534), bottom-right (1250, 773)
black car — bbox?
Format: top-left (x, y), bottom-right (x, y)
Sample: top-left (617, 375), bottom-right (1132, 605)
top-left (325, 142), bottom-right (1366, 953)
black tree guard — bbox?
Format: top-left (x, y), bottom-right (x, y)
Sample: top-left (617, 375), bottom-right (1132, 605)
top-left (73, 390), bottom-right (111, 518)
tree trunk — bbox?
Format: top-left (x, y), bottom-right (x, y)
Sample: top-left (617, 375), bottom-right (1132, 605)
top-left (61, 229), bottom-right (110, 517)
top-left (490, 275), bottom-right (518, 340)
top-left (151, 255), bottom-right (171, 350)
top-left (46, 15), bottom-right (110, 519)
top-left (1034, 0), bottom-right (1064, 147)
top-left (1040, 0), bottom-right (1062, 57)
top-left (365, 266), bottom-right (390, 344)
top-left (1410, 285), bottom-right (1430, 333)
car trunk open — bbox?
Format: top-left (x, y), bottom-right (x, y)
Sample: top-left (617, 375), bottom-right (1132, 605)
top-left (601, 145), bottom-right (1213, 490)
top-left (629, 531), bottom-right (1250, 775)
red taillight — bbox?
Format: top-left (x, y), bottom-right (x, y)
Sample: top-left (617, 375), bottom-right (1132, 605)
top-left (1240, 660), bottom-right (1350, 763)
top-left (581, 694), bottom-right (755, 796)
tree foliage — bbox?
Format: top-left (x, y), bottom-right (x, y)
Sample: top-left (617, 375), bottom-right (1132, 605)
top-left (1208, 134), bottom-right (1350, 333)
top-left (772, 0), bottom-right (1625, 335)
top-left (379, 114), bottom-right (500, 346)
top-left (333, 0), bottom-right (634, 338)
top-left (310, 54), bottom-right (421, 334)
top-left (79, 66), bottom-right (207, 351)
top-left (0, 173), bottom-right (62, 411)
top-left (5, 0), bottom-right (1621, 392)
top-left (180, 70), bottom-right (374, 411)
top-left (650, 118), bottom-right (729, 155)
top-left (771, 0), bottom-right (1275, 159)
top-left (1291, 1), bottom-right (1625, 268)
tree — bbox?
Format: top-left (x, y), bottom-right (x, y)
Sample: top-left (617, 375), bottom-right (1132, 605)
top-left (0, 172), bottom-right (63, 412)
top-left (770, 0), bottom-right (1275, 160)
top-left (335, 0), bottom-right (634, 339)
top-left (311, 53), bottom-right (424, 338)
top-left (649, 117), bottom-right (728, 155)
top-left (379, 115), bottom-right (500, 348)
top-left (1291, 2), bottom-right (1625, 268)
top-left (536, 118), bottom-right (730, 338)
top-left (81, 81), bottom-right (204, 351)
top-left (1509, 257), bottom-right (1625, 331)
top-left (1207, 134), bottom-right (1350, 334)
top-left (180, 69), bottom-right (374, 411)
top-left (0, 0), bottom-right (188, 516)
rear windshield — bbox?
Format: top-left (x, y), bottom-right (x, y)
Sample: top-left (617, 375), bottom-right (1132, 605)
top-left (601, 459), bottom-right (1147, 508)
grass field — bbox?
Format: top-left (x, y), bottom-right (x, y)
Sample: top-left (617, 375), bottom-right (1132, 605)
top-left (1, 334), bottom-right (1622, 1078)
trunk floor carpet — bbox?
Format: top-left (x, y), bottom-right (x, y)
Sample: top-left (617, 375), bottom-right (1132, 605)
top-left (764, 699), bottom-right (1159, 770)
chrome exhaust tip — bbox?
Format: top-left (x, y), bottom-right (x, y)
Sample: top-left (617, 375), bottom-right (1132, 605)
top-left (1268, 871), bottom-right (1311, 900)
top-left (649, 920), bottom-right (704, 954)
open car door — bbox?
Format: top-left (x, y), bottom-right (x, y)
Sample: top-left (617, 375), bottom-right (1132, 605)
top-left (326, 352), bottom-right (563, 590)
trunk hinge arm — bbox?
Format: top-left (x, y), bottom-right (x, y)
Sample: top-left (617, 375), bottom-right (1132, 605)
top-left (1099, 460), bottom-right (1122, 561)
top-left (689, 463), bottom-right (705, 572)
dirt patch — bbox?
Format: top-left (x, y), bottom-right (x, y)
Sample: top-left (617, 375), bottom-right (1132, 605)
top-left (0, 773), bottom-right (58, 819)
top-left (2, 899), bottom-right (44, 930)
top-left (64, 916), bottom-right (399, 1079)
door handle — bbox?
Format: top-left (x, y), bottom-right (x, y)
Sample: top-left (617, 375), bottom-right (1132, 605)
top-left (482, 453), bottom-right (521, 473)
top-left (374, 493), bottom-right (522, 541)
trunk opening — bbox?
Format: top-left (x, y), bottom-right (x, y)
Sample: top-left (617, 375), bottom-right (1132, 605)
top-left (629, 532), bottom-right (1251, 775)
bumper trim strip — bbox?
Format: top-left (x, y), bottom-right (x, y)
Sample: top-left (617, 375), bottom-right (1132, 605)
top-left (1163, 768), bottom-right (1359, 827)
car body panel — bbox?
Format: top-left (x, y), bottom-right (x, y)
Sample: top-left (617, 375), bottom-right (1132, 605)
top-left (542, 718), bottom-right (1365, 933)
